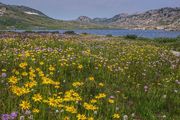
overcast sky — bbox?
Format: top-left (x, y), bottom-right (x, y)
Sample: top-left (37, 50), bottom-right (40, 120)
top-left (1, 0), bottom-right (180, 20)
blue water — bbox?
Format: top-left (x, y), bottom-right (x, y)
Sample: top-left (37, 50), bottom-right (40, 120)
top-left (60, 29), bottom-right (180, 38)
top-left (9, 29), bottom-right (180, 38)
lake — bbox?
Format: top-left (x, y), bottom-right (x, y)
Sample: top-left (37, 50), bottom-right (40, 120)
top-left (5, 29), bottom-right (180, 38)
top-left (60, 29), bottom-right (180, 38)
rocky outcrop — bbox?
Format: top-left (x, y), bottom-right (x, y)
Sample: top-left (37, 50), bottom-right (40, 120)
top-left (77, 16), bottom-right (92, 22)
top-left (109, 7), bottom-right (180, 30)
top-left (77, 7), bottom-right (180, 30)
top-left (0, 7), bottom-right (6, 16)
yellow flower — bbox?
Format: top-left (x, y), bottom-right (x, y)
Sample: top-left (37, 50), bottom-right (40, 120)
top-left (95, 93), bottom-right (106, 99)
top-left (113, 113), bottom-right (120, 119)
top-left (2, 69), bottom-right (6, 72)
top-left (63, 116), bottom-right (70, 120)
top-left (47, 98), bottom-right (58, 107)
top-left (41, 77), bottom-right (54, 85)
top-left (15, 71), bottom-right (20, 75)
top-left (55, 85), bottom-right (60, 89)
top-left (36, 68), bottom-right (41, 72)
top-left (65, 106), bottom-right (77, 114)
top-left (77, 114), bottom-right (87, 120)
top-left (29, 71), bottom-right (36, 78)
top-left (88, 117), bottom-right (94, 120)
top-left (32, 108), bottom-right (40, 113)
top-left (32, 93), bottom-right (42, 102)
top-left (99, 83), bottom-right (104, 87)
top-left (41, 77), bottom-right (60, 86)
top-left (10, 86), bottom-right (30, 96)
top-left (72, 82), bottom-right (84, 87)
top-left (19, 100), bottom-right (31, 110)
top-left (83, 102), bottom-right (98, 111)
top-left (22, 72), bottom-right (28, 76)
top-left (64, 90), bottom-right (82, 102)
top-left (38, 71), bottom-right (44, 77)
top-left (32, 58), bottom-right (36, 61)
top-left (49, 66), bottom-right (55, 71)
top-left (39, 61), bottom-right (44, 65)
top-left (88, 76), bottom-right (94, 81)
top-left (108, 99), bottom-right (115, 104)
top-left (90, 99), bottom-right (97, 104)
top-left (25, 51), bottom-right (30, 57)
top-left (78, 64), bottom-right (83, 69)
top-left (8, 76), bottom-right (18, 84)
top-left (19, 62), bottom-right (28, 69)
top-left (25, 81), bottom-right (37, 88)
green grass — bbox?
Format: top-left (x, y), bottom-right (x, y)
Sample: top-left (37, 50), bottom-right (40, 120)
top-left (125, 36), bottom-right (180, 51)
top-left (0, 33), bottom-right (179, 120)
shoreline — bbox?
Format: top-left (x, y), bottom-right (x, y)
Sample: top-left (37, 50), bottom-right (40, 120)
top-left (0, 29), bottom-right (180, 39)
top-left (0, 28), bottom-right (180, 32)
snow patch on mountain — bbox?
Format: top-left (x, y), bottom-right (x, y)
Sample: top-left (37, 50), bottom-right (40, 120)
top-left (24, 11), bottom-right (39, 15)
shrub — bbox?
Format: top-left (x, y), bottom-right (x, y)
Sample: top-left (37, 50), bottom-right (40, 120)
top-left (125, 34), bottom-right (138, 39)
top-left (106, 34), bottom-right (113, 37)
top-left (153, 37), bottom-right (178, 43)
top-left (63, 31), bottom-right (76, 35)
top-left (176, 35), bottom-right (180, 39)
top-left (81, 32), bottom-right (88, 35)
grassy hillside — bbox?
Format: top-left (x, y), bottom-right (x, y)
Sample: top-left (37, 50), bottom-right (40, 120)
top-left (0, 3), bottom-right (109, 30)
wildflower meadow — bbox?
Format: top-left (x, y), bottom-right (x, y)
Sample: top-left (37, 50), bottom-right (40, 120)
top-left (0, 33), bottom-right (179, 120)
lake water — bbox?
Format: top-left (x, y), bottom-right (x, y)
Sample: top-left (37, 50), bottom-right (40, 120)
top-left (7, 29), bottom-right (180, 38)
top-left (60, 29), bottom-right (180, 38)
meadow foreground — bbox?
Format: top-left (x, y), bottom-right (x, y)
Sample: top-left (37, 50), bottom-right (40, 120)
top-left (0, 33), bottom-right (179, 120)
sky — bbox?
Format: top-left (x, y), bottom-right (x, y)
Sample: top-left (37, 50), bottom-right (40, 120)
top-left (0, 0), bottom-right (180, 20)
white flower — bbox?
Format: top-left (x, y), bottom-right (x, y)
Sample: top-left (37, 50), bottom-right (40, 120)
top-left (116, 107), bottom-right (120, 111)
top-left (123, 115), bottom-right (128, 120)
top-left (55, 110), bottom-right (59, 113)
top-left (131, 113), bottom-right (135, 117)
top-left (60, 109), bottom-right (64, 113)
top-left (20, 116), bottom-right (25, 120)
top-left (162, 115), bottom-right (166, 118)
top-left (28, 115), bottom-right (33, 120)
top-left (163, 95), bottom-right (167, 99)
top-left (174, 89), bottom-right (178, 93)
top-left (144, 85), bottom-right (148, 92)
top-left (94, 111), bottom-right (97, 114)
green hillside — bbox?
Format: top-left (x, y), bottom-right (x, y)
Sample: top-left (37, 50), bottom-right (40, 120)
top-left (0, 3), bottom-right (108, 30)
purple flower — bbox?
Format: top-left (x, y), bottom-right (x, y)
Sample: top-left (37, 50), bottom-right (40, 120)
top-left (1, 73), bottom-right (7, 78)
top-left (1, 114), bottom-right (10, 120)
top-left (1, 112), bottom-right (18, 120)
top-left (10, 112), bottom-right (18, 119)
top-left (110, 96), bottom-right (115, 99)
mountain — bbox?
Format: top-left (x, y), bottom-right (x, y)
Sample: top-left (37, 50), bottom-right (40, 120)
top-left (92, 18), bottom-right (108, 23)
top-left (109, 7), bottom-right (180, 30)
top-left (105, 13), bottom-right (129, 23)
top-left (77, 16), bottom-right (92, 22)
top-left (0, 2), bottom-right (107, 30)
top-left (77, 7), bottom-right (180, 30)
top-left (0, 2), bottom-right (180, 30)
top-left (76, 13), bottom-right (129, 24)
top-left (0, 2), bottom-right (56, 29)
